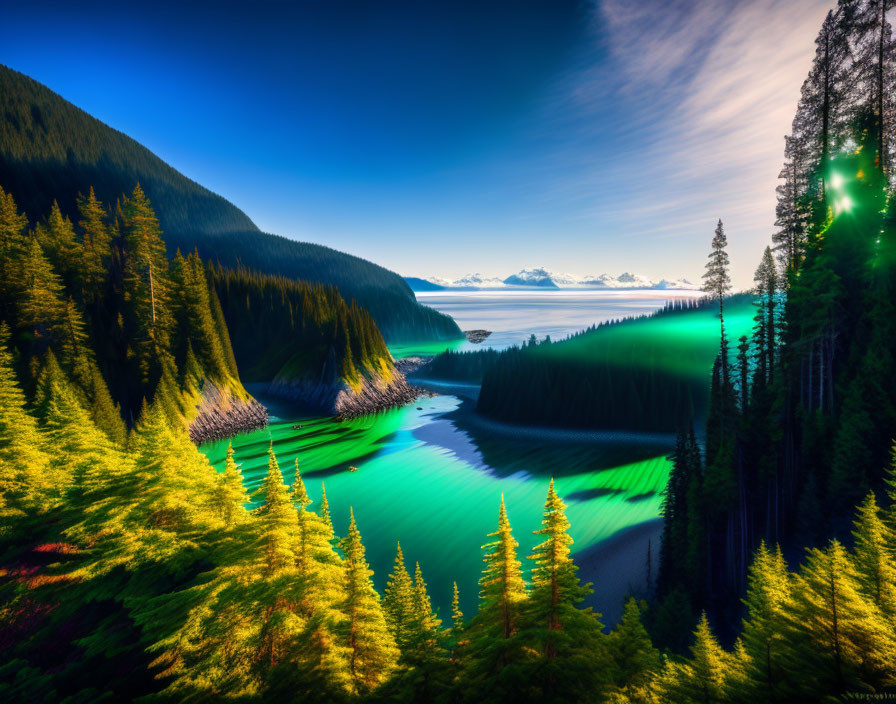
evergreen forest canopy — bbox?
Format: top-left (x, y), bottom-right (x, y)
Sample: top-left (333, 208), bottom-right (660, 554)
top-left (0, 182), bottom-right (396, 440)
top-left (461, 296), bottom-right (753, 433)
top-left (2, 0), bottom-right (896, 701)
top-left (0, 65), bottom-right (460, 342)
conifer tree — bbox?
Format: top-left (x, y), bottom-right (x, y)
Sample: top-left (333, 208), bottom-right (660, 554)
top-left (76, 186), bottom-right (112, 302)
top-left (36, 201), bottom-right (82, 288)
top-left (120, 184), bottom-right (173, 381)
top-left (782, 540), bottom-right (896, 696)
top-left (656, 612), bottom-right (733, 704)
top-left (461, 495), bottom-right (529, 695)
top-left (451, 581), bottom-right (464, 634)
top-left (607, 598), bottom-right (660, 698)
top-left (0, 186), bottom-right (30, 318)
top-left (337, 508), bottom-right (399, 693)
top-left (752, 246), bottom-right (778, 387)
top-left (411, 561), bottom-right (442, 652)
top-left (215, 443), bottom-right (250, 527)
top-left (85, 363), bottom-right (127, 445)
top-left (0, 324), bottom-right (51, 515)
top-left (702, 219), bottom-right (732, 381)
top-left (256, 444), bottom-right (298, 573)
top-left (18, 235), bottom-right (65, 339)
top-left (319, 481), bottom-right (335, 538)
top-left (738, 542), bottom-right (792, 702)
top-left (773, 135), bottom-right (809, 276)
top-left (291, 458), bottom-right (311, 510)
top-left (851, 493), bottom-right (896, 620)
top-left (523, 480), bottom-right (608, 699)
top-left (384, 542), bottom-right (416, 650)
top-left (527, 479), bottom-right (598, 655)
top-left (478, 494), bottom-right (527, 642)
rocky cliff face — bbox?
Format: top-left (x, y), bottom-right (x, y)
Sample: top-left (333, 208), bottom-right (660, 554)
top-left (267, 353), bottom-right (421, 418)
top-left (188, 381), bottom-right (269, 444)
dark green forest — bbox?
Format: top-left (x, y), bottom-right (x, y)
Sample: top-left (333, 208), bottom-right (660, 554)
top-left (209, 264), bottom-right (393, 386)
top-left (473, 298), bottom-right (739, 433)
top-left (0, 182), bottom-right (399, 441)
top-left (0, 65), bottom-right (460, 342)
top-left (654, 0), bottom-right (896, 652)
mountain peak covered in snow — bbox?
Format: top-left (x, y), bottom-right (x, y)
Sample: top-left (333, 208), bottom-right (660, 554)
top-left (405, 268), bottom-right (696, 291)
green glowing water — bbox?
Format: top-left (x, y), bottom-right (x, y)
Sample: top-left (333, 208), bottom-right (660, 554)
top-left (541, 297), bottom-right (756, 381)
top-left (387, 337), bottom-right (466, 359)
top-left (200, 392), bottom-right (671, 620)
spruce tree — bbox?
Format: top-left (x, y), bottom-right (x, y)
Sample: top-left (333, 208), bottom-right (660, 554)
top-left (851, 493), bottom-right (896, 621)
top-left (384, 542), bottom-right (416, 650)
top-left (76, 186), bottom-right (112, 303)
top-left (657, 612), bottom-right (733, 704)
top-left (291, 458), bottom-right (311, 509)
top-left (36, 201), bottom-right (82, 289)
top-left (0, 324), bottom-right (52, 515)
top-left (702, 219), bottom-right (732, 382)
top-left (411, 561), bottom-right (442, 654)
top-left (215, 443), bottom-right (250, 527)
top-left (337, 508), bottom-right (399, 693)
top-left (0, 186), bottom-right (30, 318)
top-left (607, 598), bottom-right (660, 698)
top-left (478, 494), bottom-right (527, 641)
top-left (18, 235), bottom-right (65, 339)
top-left (461, 495), bottom-right (529, 695)
top-left (120, 184), bottom-right (173, 381)
top-left (256, 444), bottom-right (298, 573)
top-left (782, 540), bottom-right (896, 696)
top-left (451, 581), bottom-right (464, 634)
top-left (738, 542), bottom-right (792, 702)
top-left (527, 479), bottom-right (598, 655)
top-left (523, 480), bottom-right (608, 699)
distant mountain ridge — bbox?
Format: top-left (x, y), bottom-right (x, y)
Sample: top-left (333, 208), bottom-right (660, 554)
top-left (405, 267), bottom-right (696, 291)
top-left (0, 65), bottom-right (459, 342)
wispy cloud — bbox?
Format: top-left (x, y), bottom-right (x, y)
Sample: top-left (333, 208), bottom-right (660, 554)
top-left (543, 0), bottom-right (832, 285)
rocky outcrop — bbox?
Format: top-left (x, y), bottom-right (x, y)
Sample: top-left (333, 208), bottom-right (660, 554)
top-left (267, 359), bottom-right (423, 419)
top-left (189, 381), bottom-right (269, 444)
top-left (335, 372), bottom-right (423, 419)
top-left (464, 329), bottom-right (492, 344)
top-left (394, 356), bottom-right (432, 375)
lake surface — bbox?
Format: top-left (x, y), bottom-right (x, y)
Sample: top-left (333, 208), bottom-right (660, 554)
top-left (393, 288), bottom-right (703, 355)
top-left (201, 289), bottom-right (693, 624)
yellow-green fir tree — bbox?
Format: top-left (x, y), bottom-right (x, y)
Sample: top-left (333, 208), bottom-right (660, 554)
top-left (337, 508), bottom-right (399, 694)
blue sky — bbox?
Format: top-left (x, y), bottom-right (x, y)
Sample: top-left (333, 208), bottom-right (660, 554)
top-left (2, 0), bottom-right (832, 286)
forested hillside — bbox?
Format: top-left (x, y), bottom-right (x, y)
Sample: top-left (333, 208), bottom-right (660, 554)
top-left (0, 181), bottom-right (409, 440)
top-left (471, 297), bottom-right (753, 432)
top-left (0, 181), bottom-right (267, 443)
top-left (0, 65), bottom-right (460, 342)
top-left (209, 265), bottom-right (392, 386)
top-left (654, 0), bottom-right (896, 646)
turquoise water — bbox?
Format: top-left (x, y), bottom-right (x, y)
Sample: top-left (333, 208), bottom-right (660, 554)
top-left (201, 391), bottom-right (672, 621)
top-left (201, 291), bottom-right (702, 621)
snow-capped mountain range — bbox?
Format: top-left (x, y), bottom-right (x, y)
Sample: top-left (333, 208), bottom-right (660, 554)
top-left (408, 268), bottom-right (696, 291)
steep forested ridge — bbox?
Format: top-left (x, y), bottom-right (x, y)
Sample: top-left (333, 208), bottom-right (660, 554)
top-left (0, 181), bottom-right (405, 442)
top-left (0, 182), bottom-right (266, 442)
top-left (209, 264), bottom-right (393, 386)
top-left (654, 0), bottom-right (896, 652)
top-left (0, 64), bottom-right (460, 342)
